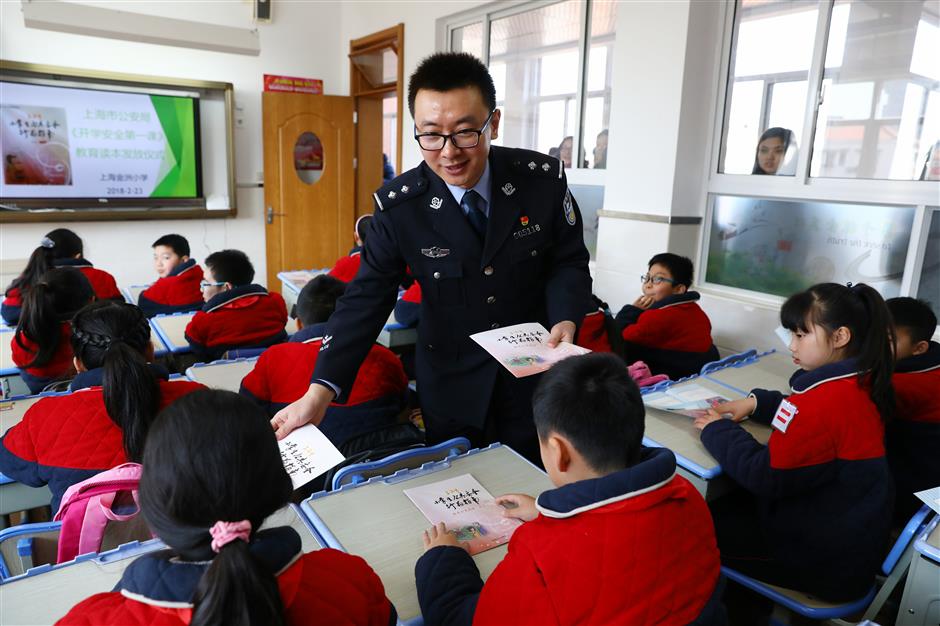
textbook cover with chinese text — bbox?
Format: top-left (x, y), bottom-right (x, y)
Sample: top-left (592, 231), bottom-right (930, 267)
top-left (470, 322), bottom-right (590, 378)
top-left (404, 474), bottom-right (521, 555)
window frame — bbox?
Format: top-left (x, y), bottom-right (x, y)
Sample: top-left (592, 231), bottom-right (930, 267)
top-left (699, 0), bottom-right (940, 308)
top-left (437, 0), bottom-right (612, 180)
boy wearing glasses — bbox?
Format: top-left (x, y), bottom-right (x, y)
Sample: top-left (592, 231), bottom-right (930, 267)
top-left (269, 52), bottom-right (592, 465)
top-left (137, 234), bottom-right (204, 317)
top-left (615, 253), bottom-right (719, 379)
top-left (184, 249), bottom-right (288, 362)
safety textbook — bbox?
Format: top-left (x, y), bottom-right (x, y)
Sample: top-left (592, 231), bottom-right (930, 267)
top-left (277, 424), bottom-right (345, 489)
top-left (470, 322), bottom-right (591, 378)
top-left (404, 474), bottom-right (522, 555)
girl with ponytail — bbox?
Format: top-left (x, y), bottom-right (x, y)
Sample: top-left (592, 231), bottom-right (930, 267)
top-left (1, 228), bottom-right (121, 326)
top-left (693, 282), bottom-right (895, 619)
top-left (56, 390), bottom-right (395, 626)
top-left (12, 268), bottom-right (93, 394)
top-left (0, 301), bottom-right (203, 511)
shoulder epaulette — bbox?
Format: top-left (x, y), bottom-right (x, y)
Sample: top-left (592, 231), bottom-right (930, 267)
top-left (507, 148), bottom-right (564, 180)
top-left (373, 170), bottom-right (429, 211)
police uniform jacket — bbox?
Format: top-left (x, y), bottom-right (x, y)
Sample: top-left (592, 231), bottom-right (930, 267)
top-left (311, 146), bottom-right (592, 430)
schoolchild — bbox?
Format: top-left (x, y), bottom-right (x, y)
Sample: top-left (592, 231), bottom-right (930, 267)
top-left (329, 215), bottom-right (373, 283)
top-left (614, 253), bottom-right (719, 379)
top-left (240, 274), bottom-right (408, 448)
top-left (137, 234), bottom-right (204, 317)
top-left (2, 228), bottom-right (121, 326)
top-left (393, 281), bottom-right (421, 327)
top-left (885, 297), bottom-right (940, 520)
top-left (11, 268), bottom-right (94, 394)
top-left (184, 249), bottom-right (287, 362)
top-left (415, 353), bottom-right (725, 626)
top-left (0, 301), bottom-right (203, 511)
top-left (695, 283), bottom-right (895, 620)
top-left (55, 389), bottom-right (395, 626)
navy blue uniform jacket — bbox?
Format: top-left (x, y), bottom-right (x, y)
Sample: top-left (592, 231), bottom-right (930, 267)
top-left (311, 146), bottom-right (592, 430)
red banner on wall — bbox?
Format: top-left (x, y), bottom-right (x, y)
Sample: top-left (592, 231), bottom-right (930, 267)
top-left (263, 74), bottom-right (323, 95)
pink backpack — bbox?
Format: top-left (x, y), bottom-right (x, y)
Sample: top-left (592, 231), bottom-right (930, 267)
top-left (53, 463), bottom-right (147, 563)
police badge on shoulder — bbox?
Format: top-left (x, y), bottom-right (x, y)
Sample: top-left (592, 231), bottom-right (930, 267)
top-left (563, 189), bottom-right (576, 226)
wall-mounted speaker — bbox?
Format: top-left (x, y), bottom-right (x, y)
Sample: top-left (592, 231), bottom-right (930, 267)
top-left (254, 0), bottom-right (271, 23)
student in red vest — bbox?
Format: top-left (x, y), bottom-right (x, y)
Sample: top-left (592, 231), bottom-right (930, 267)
top-left (137, 234), bottom-right (204, 317)
top-left (240, 274), bottom-right (408, 449)
top-left (0, 301), bottom-right (203, 512)
top-left (2, 228), bottom-right (121, 326)
top-left (184, 249), bottom-right (287, 362)
top-left (56, 389), bottom-right (395, 626)
top-left (415, 353), bottom-right (725, 626)
top-left (11, 268), bottom-right (93, 394)
top-left (696, 282), bottom-right (895, 623)
top-left (886, 296), bottom-right (940, 521)
top-left (393, 280), bottom-right (421, 327)
top-left (614, 253), bottom-right (719, 379)
top-left (328, 215), bottom-right (373, 283)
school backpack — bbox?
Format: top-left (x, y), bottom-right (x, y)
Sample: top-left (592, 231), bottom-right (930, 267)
top-left (53, 462), bottom-right (148, 563)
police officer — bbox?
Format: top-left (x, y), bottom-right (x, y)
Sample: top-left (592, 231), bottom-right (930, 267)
top-left (272, 52), bottom-right (592, 461)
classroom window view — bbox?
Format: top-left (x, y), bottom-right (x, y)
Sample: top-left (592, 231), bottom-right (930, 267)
top-left (720, 0), bottom-right (939, 180)
top-left (446, 0), bottom-right (615, 169)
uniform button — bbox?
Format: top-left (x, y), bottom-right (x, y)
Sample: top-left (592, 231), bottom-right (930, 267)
top-left (427, 344), bottom-right (435, 351)
top-left (490, 323), bottom-right (500, 329)
top-left (433, 271), bottom-right (441, 279)
top-left (530, 249), bottom-right (538, 257)
top-left (483, 266), bottom-right (494, 276)
top-left (486, 296), bottom-right (496, 304)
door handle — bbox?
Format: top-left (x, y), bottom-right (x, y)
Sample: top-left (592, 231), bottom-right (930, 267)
top-left (266, 206), bottom-right (287, 224)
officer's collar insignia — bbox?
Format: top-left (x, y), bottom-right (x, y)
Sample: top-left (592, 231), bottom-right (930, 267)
top-left (430, 197), bottom-right (443, 210)
top-left (501, 182), bottom-right (516, 196)
top-left (520, 216), bottom-right (529, 226)
top-left (387, 191), bottom-right (397, 199)
top-left (528, 161), bottom-right (537, 170)
top-left (401, 185), bottom-right (410, 193)
top-left (564, 189), bottom-right (576, 226)
top-left (542, 163), bottom-right (551, 172)
top-left (421, 246), bottom-right (450, 258)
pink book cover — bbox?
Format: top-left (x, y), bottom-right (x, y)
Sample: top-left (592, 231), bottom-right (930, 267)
top-left (403, 474), bottom-right (521, 555)
top-left (470, 322), bottom-right (591, 378)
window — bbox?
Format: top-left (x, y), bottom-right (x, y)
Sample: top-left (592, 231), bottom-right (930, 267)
top-left (703, 1), bottom-right (939, 320)
top-left (441, 1), bottom-right (616, 170)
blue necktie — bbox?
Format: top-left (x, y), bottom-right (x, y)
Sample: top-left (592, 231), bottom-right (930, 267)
top-left (462, 189), bottom-right (488, 240)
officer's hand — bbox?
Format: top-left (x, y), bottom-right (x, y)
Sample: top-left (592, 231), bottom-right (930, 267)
top-left (547, 320), bottom-right (576, 347)
top-left (270, 383), bottom-right (334, 440)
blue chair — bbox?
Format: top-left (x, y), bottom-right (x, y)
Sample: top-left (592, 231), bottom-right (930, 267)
top-left (224, 347), bottom-right (268, 359)
top-left (330, 437), bottom-right (471, 491)
top-left (722, 505), bottom-right (934, 623)
top-left (0, 521), bottom-right (62, 580)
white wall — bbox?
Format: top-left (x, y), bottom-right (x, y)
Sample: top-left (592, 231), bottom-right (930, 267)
top-left (0, 0), bottom-right (345, 287)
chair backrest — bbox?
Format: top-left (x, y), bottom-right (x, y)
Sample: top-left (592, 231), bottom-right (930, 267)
top-left (882, 504), bottom-right (933, 575)
top-left (0, 522), bottom-right (61, 579)
top-left (331, 437), bottom-right (472, 491)
top-left (53, 463), bottom-right (150, 564)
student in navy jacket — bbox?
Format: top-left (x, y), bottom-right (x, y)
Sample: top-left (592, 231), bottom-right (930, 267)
top-left (886, 297), bottom-right (940, 520)
top-left (0, 301), bottom-right (203, 511)
top-left (2, 228), bottom-right (121, 326)
top-left (615, 253), bottom-right (719, 379)
top-left (240, 275), bottom-right (408, 449)
top-left (329, 215), bottom-right (373, 283)
top-left (56, 390), bottom-right (395, 626)
top-left (184, 249), bottom-right (287, 362)
top-left (10, 268), bottom-right (93, 394)
top-left (137, 234), bottom-right (204, 317)
top-left (415, 353), bottom-right (725, 626)
top-left (695, 283), bottom-right (895, 623)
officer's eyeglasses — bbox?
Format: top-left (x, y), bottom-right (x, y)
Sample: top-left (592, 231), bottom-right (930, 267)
top-left (640, 274), bottom-right (678, 286)
top-left (200, 280), bottom-right (226, 290)
top-left (414, 110), bottom-right (496, 151)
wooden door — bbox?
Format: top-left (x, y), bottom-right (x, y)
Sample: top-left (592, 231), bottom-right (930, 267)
top-left (262, 93), bottom-right (355, 290)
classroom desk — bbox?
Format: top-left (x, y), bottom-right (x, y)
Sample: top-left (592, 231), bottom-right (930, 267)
top-left (642, 377), bottom-right (771, 500)
top-left (121, 284), bottom-right (150, 305)
top-left (302, 443), bottom-right (552, 626)
top-left (703, 349), bottom-right (795, 396)
top-left (185, 358), bottom-right (258, 393)
top-left (378, 311), bottom-right (417, 350)
top-left (150, 312), bottom-right (299, 356)
top-left (899, 515), bottom-right (940, 626)
top-left (278, 269), bottom-right (328, 313)
top-left (0, 394), bottom-right (60, 517)
top-left (0, 503), bottom-right (321, 625)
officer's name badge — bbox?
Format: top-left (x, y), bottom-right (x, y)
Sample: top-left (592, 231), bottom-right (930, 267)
top-left (421, 246), bottom-right (450, 258)
top-left (513, 224), bottom-right (541, 239)
top-left (772, 399), bottom-right (798, 433)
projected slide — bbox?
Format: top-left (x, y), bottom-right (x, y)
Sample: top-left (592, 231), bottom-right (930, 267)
top-left (0, 81), bottom-right (199, 199)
